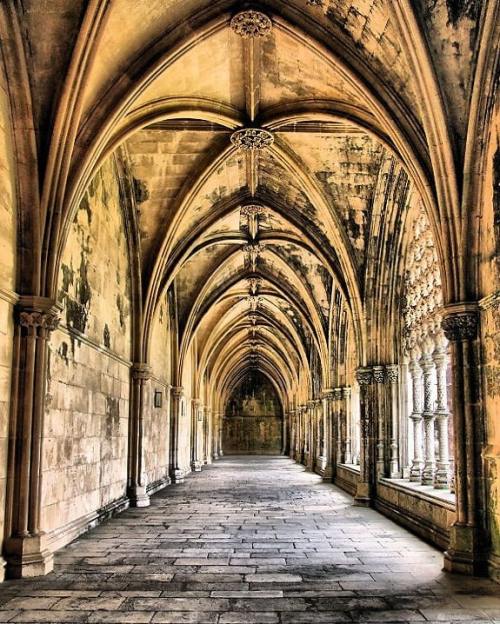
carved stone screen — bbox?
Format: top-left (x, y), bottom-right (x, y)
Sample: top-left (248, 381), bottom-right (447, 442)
top-left (223, 371), bottom-right (283, 454)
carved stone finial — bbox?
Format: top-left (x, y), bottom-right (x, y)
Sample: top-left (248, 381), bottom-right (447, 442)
top-left (441, 311), bottom-right (478, 341)
top-left (231, 128), bottom-right (274, 151)
top-left (230, 10), bottom-right (272, 38)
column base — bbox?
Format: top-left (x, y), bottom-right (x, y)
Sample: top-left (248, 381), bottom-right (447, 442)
top-left (170, 469), bottom-right (185, 484)
top-left (422, 462), bottom-right (436, 485)
top-left (191, 461), bottom-right (203, 472)
top-left (5, 534), bottom-right (53, 578)
top-left (443, 524), bottom-right (488, 576)
top-left (433, 465), bottom-right (450, 489)
top-left (128, 485), bottom-right (150, 507)
top-left (353, 481), bottom-right (372, 507)
top-left (488, 553), bottom-right (500, 584)
top-left (409, 461), bottom-right (423, 482)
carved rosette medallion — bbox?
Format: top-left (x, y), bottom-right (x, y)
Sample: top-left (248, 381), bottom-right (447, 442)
top-left (231, 128), bottom-right (274, 151)
top-left (230, 10), bottom-right (272, 38)
top-left (441, 311), bottom-right (478, 341)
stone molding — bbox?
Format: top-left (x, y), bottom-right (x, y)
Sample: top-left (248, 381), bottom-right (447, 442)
top-left (230, 10), bottom-right (272, 38)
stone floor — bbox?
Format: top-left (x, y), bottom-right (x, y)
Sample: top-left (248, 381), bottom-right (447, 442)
top-left (0, 456), bottom-right (499, 623)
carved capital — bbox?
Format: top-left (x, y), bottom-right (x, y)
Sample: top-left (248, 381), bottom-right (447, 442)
top-left (385, 365), bottom-right (399, 383)
top-left (356, 367), bottom-right (373, 386)
top-left (191, 398), bottom-right (202, 407)
top-left (441, 310), bottom-right (478, 341)
top-left (341, 386), bottom-right (352, 399)
top-left (131, 363), bottom-right (152, 381)
top-left (373, 366), bottom-right (385, 384)
top-left (231, 128), bottom-right (274, 151)
top-left (171, 386), bottom-right (184, 399)
top-left (230, 10), bottom-right (272, 38)
top-left (333, 387), bottom-right (342, 400)
top-left (17, 297), bottom-right (61, 332)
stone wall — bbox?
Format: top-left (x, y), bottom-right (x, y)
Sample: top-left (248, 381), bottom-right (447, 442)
top-left (146, 292), bottom-right (171, 489)
top-left (0, 56), bottom-right (16, 580)
top-left (43, 156), bottom-right (132, 548)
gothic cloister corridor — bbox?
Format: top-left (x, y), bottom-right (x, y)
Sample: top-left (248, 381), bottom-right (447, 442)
top-left (0, 456), bottom-right (498, 623)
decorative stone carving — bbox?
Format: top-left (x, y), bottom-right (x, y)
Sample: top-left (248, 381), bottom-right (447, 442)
top-left (356, 368), bottom-right (373, 386)
top-left (241, 204), bottom-right (266, 218)
top-left (171, 386), bottom-right (183, 399)
top-left (385, 365), bottom-right (399, 383)
top-left (442, 312), bottom-right (479, 341)
top-left (247, 277), bottom-right (261, 295)
top-left (231, 128), bottom-right (274, 151)
top-left (247, 295), bottom-right (261, 311)
top-left (306, 0), bottom-right (324, 5)
top-left (18, 309), bottom-right (60, 332)
top-left (373, 366), bottom-right (385, 384)
top-left (230, 10), bottom-right (272, 38)
top-left (131, 363), bottom-right (152, 381)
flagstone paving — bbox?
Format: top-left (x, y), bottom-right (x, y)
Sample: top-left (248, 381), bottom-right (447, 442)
top-left (0, 456), bottom-right (498, 623)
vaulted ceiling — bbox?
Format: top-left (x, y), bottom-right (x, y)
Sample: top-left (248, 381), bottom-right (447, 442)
top-left (8, 0), bottom-right (487, 405)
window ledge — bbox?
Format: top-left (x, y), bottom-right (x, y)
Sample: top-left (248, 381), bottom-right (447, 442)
top-left (338, 463), bottom-right (360, 473)
top-left (379, 477), bottom-right (456, 510)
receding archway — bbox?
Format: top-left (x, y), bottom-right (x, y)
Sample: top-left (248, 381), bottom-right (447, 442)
top-left (222, 370), bottom-right (284, 454)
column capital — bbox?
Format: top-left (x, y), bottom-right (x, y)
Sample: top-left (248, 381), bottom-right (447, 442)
top-left (307, 400), bottom-right (315, 409)
top-left (191, 398), bottom-right (202, 407)
top-left (441, 303), bottom-right (479, 341)
top-left (333, 387), bottom-right (342, 400)
top-left (16, 297), bottom-right (61, 331)
top-left (372, 366), bottom-right (385, 384)
top-left (171, 386), bottom-right (184, 398)
top-left (341, 386), bottom-right (352, 398)
top-left (356, 367), bottom-right (373, 386)
top-left (321, 388), bottom-right (334, 400)
top-left (131, 363), bottom-right (152, 380)
top-left (385, 365), bottom-right (399, 383)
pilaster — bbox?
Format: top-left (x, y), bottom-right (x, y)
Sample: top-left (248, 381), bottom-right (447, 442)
top-left (5, 297), bottom-right (61, 578)
top-left (354, 367), bottom-right (374, 506)
top-left (441, 305), bottom-right (488, 576)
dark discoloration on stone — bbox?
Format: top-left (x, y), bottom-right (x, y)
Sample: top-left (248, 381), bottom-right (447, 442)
top-left (103, 323), bottom-right (111, 349)
top-left (105, 396), bottom-right (120, 438)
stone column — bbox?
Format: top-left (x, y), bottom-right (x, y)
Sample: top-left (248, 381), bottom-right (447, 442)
top-left (409, 358), bottom-right (424, 481)
top-left (420, 351), bottom-right (437, 485)
top-left (128, 363), bottom-right (152, 508)
top-left (319, 391), bottom-right (333, 479)
top-left (191, 399), bottom-right (202, 472)
top-left (4, 297), bottom-right (61, 578)
top-left (306, 401), bottom-right (315, 470)
top-left (204, 406), bottom-right (212, 464)
top-left (333, 388), bottom-right (343, 463)
top-left (342, 387), bottom-right (352, 464)
top-left (433, 346), bottom-right (450, 488)
top-left (288, 410), bottom-right (296, 459)
top-left (442, 307), bottom-right (487, 575)
top-left (169, 386), bottom-right (184, 483)
top-left (385, 365), bottom-right (400, 478)
top-left (354, 367), bottom-right (374, 506)
top-left (373, 366), bottom-right (386, 478)
top-left (217, 412), bottom-right (224, 457)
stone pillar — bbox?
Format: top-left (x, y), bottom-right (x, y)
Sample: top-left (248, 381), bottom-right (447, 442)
top-left (373, 366), bottom-right (386, 477)
top-left (217, 412), bottom-right (224, 457)
top-left (306, 401), bottom-right (315, 470)
top-left (343, 387), bottom-right (352, 464)
top-left (204, 406), bottom-right (212, 464)
top-left (319, 391), bottom-right (333, 479)
top-left (433, 346), bottom-right (450, 488)
top-left (420, 351), bottom-right (437, 485)
top-left (169, 386), bottom-right (184, 483)
top-left (128, 363), bottom-right (152, 508)
top-left (409, 358), bottom-right (424, 481)
top-left (191, 399), bottom-right (202, 472)
top-left (298, 406), bottom-right (305, 463)
top-left (385, 365), bottom-right (400, 478)
top-left (4, 297), bottom-right (61, 578)
top-left (333, 388), bottom-right (343, 463)
top-left (354, 367), bottom-right (374, 506)
top-left (442, 307), bottom-right (487, 575)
